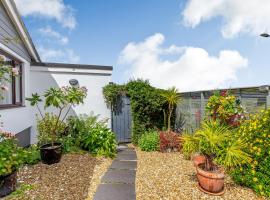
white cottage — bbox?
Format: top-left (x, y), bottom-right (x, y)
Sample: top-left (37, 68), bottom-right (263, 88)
top-left (0, 0), bottom-right (112, 146)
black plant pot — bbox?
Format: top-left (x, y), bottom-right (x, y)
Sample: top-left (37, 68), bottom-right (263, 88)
top-left (40, 143), bottom-right (62, 165)
top-left (0, 172), bottom-right (17, 198)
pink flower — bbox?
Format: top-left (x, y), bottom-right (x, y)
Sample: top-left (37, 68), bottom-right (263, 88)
top-left (12, 68), bottom-right (19, 76)
top-left (0, 85), bottom-right (9, 91)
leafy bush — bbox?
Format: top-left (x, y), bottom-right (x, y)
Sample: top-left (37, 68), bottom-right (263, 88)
top-left (205, 91), bottom-right (244, 126)
top-left (21, 145), bottom-right (41, 165)
top-left (67, 114), bottom-right (117, 157)
top-left (159, 131), bottom-right (181, 152)
top-left (103, 79), bottom-right (168, 144)
top-left (182, 120), bottom-right (250, 171)
top-left (37, 113), bottom-right (67, 145)
top-left (231, 109), bottom-right (270, 197)
top-left (138, 131), bottom-right (159, 152)
top-left (27, 86), bottom-right (87, 145)
top-left (0, 132), bottom-right (24, 176)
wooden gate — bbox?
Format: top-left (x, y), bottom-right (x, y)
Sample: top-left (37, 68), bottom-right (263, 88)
top-left (112, 96), bottom-right (132, 143)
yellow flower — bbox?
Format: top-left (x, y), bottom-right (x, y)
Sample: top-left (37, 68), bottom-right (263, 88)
top-left (253, 177), bottom-right (258, 182)
top-left (259, 185), bottom-right (263, 190)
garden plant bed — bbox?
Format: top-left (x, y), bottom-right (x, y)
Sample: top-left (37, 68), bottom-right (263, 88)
top-left (136, 149), bottom-right (264, 200)
top-left (4, 153), bottom-right (100, 200)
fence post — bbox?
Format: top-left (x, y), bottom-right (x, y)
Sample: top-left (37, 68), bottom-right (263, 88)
top-left (267, 90), bottom-right (270, 108)
top-left (200, 92), bottom-right (205, 121)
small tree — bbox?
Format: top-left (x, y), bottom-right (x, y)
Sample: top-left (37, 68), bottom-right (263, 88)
top-left (162, 87), bottom-right (181, 131)
top-left (27, 86), bottom-right (87, 146)
top-left (183, 120), bottom-right (251, 171)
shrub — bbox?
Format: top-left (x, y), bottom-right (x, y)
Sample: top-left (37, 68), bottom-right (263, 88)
top-left (21, 145), bottom-right (41, 165)
top-left (37, 113), bottom-right (67, 145)
top-left (27, 86), bottom-right (87, 146)
top-left (138, 131), bottom-right (159, 152)
top-left (67, 114), bottom-right (117, 157)
top-left (0, 132), bottom-right (24, 176)
top-left (159, 131), bottom-right (181, 152)
top-left (182, 120), bottom-right (250, 170)
top-left (205, 91), bottom-right (244, 126)
top-left (231, 109), bottom-right (270, 197)
top-left (103, 79), bottom-right (167, 144)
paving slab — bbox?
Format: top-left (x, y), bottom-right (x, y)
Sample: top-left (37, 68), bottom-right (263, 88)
top-left (101, 169), bottom-right (136, 184)
top-left (117, 149), bottom-right (137, 155)
top-left (116, 153), bottom-right (137, 161)
top-left (110, 160), bottom-right (137, 170)
top-left (94, 183), bottom-right (135, 200)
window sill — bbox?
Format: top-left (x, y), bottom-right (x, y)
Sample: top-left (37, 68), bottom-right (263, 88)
top-left (0, 105), bottom-right (25, 110)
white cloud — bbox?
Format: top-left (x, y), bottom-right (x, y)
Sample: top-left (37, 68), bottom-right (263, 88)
top-left (38, 46), bottom-right (80, 63)
top-left (182, 0), bottom-right (270, 38)
top-left (14, 0), bottom-right (76, 29)
top-left (119, 33), bottom-right (248, 92)
top-left (38, 27), bottom-right (69, 45)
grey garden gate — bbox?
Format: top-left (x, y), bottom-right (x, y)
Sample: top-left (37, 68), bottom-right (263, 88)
top-left (112, 96), bottom-right (132, 143)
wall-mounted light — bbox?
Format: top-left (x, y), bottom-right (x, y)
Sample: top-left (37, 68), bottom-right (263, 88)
top-left (69, 79), bottom-right (79, 87)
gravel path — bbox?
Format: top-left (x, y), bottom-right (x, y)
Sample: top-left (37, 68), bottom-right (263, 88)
top-left (136, 149), bottom-right (263, 200)
top-left (5, 153), bottom-right (99, 200)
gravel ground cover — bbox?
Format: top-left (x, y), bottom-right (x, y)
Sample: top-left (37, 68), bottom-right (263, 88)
top-left (86, 157), bottom-right (113, 200)
top-left (5, 153), bottom-right (99, 200)
top-left (136, 149), bottom-right (264, 200)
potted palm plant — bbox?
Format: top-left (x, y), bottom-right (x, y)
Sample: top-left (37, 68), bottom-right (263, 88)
top-left (183, 120), bottom-right (250, 195)
top-left (160, 87), bottom-right (181, 152)
top-left (27, 86), bottom-right (87, 165)
top-left (0, 132), bottom-right (23, 197)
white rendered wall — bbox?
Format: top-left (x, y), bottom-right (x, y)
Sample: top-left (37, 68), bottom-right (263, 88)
top-left (29, 66), bottom-right (112, 143)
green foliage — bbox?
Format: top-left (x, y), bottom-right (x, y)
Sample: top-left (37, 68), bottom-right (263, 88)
top-left (102, 83), bottom-right (126, 110)
top-left (27, 86), bottom-right (87, 145)
top-left (103, 79), bottom-right (167, 144)
top-left (138, 130), bottom-right (160, 152)
top-left (162, 87), bottom-right (181, 131)
top-left (230, 109), bottom-right (270, 197)
top-left (0, 132), bottom-right (24, 176)
top-left (182, 133), bottom-right (198, 158)
top-left (37, 113), bottom-right (66, 145)
top-left (205, 91), bottom-right (244, 126)
top-left (67, 114), bottom-right (117, 157)
top-left (6, 184), bottom-right (35, 199)
top-left (182, 120), bottom-right (250, 171)
top-left (21, 145), bottom-right (41, 165)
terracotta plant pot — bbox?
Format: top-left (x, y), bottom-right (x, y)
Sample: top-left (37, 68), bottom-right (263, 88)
top-left (0, 172), bottom-right (17, 197)
top-left (196, 163), bottom-right (225, 195)
top-left (40, 142), bottom-right (62, 165)
top-left (192, 155), bottom-right (206, 167)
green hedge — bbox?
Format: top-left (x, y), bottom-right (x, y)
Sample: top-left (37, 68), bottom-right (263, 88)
top-left (103, 79), bottom-right (168, 144)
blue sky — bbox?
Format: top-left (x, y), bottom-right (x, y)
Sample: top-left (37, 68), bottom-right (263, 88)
top-left (14, 0), bottom-right (270, 92)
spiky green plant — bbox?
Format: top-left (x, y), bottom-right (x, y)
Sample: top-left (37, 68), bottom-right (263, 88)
top-left (162, 87), bottom-right (181, 131)
top-left (182, 120), bottom-right (250, 171)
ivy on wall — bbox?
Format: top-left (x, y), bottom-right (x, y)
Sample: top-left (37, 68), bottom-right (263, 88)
top-left (103, 79), bottom-right (170, 144)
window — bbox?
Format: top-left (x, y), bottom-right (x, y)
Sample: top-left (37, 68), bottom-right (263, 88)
top-left (0, 53), bottom-right (23, 108)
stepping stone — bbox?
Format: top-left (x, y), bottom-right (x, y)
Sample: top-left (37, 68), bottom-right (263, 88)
top-left (94, 183), bottom-right (135, 200)
top-left (116, 153), bottom-right (137, 161)
top-left (101, 169), bottom-right (136, 184)
top-left (110, 160), bottom-right (137, 170)
top-left (117, 149), bottom-right (137, 155)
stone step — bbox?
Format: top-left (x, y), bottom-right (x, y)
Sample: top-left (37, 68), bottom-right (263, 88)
top-left (101, 169), bottom-right (136, 184)
top-left (94, 183), bottom-right (135, 200)
top-left (116, 153), bottom-right (137, 161)
top-left (110, 160), bottom-right (137, 170)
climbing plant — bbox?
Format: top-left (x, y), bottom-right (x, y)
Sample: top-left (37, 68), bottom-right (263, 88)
top-left (103, 79), bottom-right (171, 144)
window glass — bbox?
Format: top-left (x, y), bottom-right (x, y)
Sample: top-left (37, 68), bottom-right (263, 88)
top-left (0, 54), bottom-right (22, 107)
